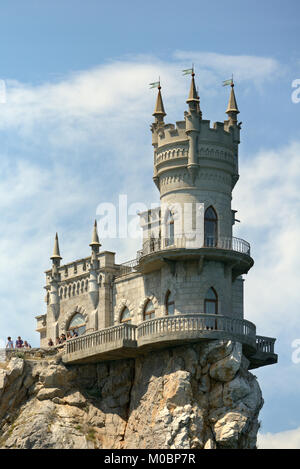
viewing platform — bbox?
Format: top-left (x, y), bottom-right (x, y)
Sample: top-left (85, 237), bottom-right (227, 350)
top-left (61, 314), bottom-right (277, 369)
top-left (117, 236), bottom-right (253, 277)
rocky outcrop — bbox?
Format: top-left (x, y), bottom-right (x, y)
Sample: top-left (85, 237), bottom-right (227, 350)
top-left (0, 340), bottom-right (263, 449)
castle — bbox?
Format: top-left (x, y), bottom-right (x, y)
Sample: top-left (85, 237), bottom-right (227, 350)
top-left (35, 73), bottom-right (277, 370)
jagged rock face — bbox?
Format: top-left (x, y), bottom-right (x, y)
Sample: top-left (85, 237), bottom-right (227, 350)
top-left (0, 341), bottom-right (263, 449)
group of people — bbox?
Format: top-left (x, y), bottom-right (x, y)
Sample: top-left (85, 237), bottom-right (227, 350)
top-left (47, 330), bottom-right (79, 347)
top-left (6, 336), bottom-right (31, 349)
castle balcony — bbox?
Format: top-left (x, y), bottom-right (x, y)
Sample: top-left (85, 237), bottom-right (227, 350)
top-left (134, 236), bottom-right (253, 278)
top-left (248, 335), bottom-right (278, 369)
top-left (61, 314), bottom-right (277, 370)
top-left (62, 323), bottom-right (138, 364)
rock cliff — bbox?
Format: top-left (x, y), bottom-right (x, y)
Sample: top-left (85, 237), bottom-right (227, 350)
top-left (0, 340), bottom-right (263, 449)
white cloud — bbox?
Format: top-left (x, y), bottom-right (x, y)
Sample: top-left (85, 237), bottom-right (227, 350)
top-left (174, 51), bottom-right (283, 87)
top-left (233, 141), bottom-right (300, 336)
top-left (258, 427), bottom-right (300, 449)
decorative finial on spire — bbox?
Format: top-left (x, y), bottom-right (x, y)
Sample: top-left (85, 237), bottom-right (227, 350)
top-left (51, 233), bottom-right (62, 260)
top-left (89, 220), bottom-right (101, 248)
top-left (151, 79), bottom-right (166, 120)
top-left (183, 66), bottom-right (200, 112)
top-left (224, 76), bottom-right (239, 126)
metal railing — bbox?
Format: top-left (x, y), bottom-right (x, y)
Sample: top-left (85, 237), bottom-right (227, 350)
top-left (65, 322), bottom-right (137, 355)
top-left (117, 236), bottom-right (251, 277)
top-left (137, 235), bottom-right (250, 259)
top-left (256, 335), bottom-right (276, 354)
top-left (204, 236), bottom-right (251, 255)
top-left (117, 259), bottom-right (139, 276)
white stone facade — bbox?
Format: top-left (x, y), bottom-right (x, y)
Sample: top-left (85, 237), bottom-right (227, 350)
top-left (36, 78), bottom-right (250, 347)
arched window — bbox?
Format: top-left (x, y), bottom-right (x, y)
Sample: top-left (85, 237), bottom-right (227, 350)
top-left (165, 290), bottom-right (175, 315)
top-left (204, 206), bottom-right (218, 247)
top-left (166, 211), bottom-right (175, 247)
top-left (68, 313), bottom-right (86, 336)
top-left (204, 287), bottom-right (218, 315)
top-left (120, 307), bottom-right (131, 324)
top-left (143, 300), bottom-right (155, 320)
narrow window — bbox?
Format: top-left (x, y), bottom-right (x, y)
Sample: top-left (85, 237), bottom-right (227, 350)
top-left (143, 300), bottom-right (155, 320)
top-left (204, 287), bottom-right (218, 315)
top-left (120, 307), bottom-right (131, 324)
top-left (204, 206), bottom-right (218, 247)
top-left (165, 290), bottom-right (175, 315)
top-left (166, 211), bottom-right (175, 246)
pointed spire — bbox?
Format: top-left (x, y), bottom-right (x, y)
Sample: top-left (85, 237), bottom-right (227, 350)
top-left (186, 69), bottom-right (200, 116)
top-left (50, 233), bottom-right (62, 260)
top-left (186, 71), bottom-right (198, 104)
top-left (226, 83), bottom-right (239, 115)
top-left (89, 220), bottom-right (101, 248)
top-left (153, 83), bottom-right (166, 119)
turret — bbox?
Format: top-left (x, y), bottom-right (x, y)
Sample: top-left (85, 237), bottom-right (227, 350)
top-left (50, 232), bottom-right (62, 277)
top-left (226, 82), bottom-right (239, 126)
top-left (186, 71), bottom-right (200, 114)
top-left (152, 83), bottom-right (166, 124)
top-left (49, 233), bottom-right (62, 320)
top-left (142, 72), bottom-right (243, 257)
top-left (151, 83), bottom-right (166, 188)
top-left (88, 220), bottom-right (101, 308)
top-left (185, 71), bottom-right (201, 183)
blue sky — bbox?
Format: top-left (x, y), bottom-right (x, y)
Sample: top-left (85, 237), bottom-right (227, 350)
top-left (0, 0), bottom-right (300, 447)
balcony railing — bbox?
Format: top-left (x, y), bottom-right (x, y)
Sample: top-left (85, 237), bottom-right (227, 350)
top-left (137, 235), bottom-right (251, 259)
top-left (137, 314), bottom-right (256, 342)
top-left (65, 322), bottom-right (137, 355)
top-left (63, 314), bottom-right (257, 359)
top-left (256, 335), bottom-right (276, 354)
top-left (117, 259), bottom-right (139, 276)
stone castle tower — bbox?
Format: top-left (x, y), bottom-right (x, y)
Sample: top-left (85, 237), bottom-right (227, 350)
top-left (35, 73), bottom-right (277, 372)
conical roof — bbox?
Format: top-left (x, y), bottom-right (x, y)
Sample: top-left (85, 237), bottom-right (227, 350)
top-left (153, 86), bottom-right (166, 117)
top-left (89, 220), bottom-right (101, 247)
top-left (226, 84), bottom-right (239, 114)
top-left (186, 73), bottom-right (199, 104)
top-left (50, 233), bottom-right (62, 260)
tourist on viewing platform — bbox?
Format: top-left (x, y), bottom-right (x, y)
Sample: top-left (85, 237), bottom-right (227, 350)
top-left (6, 337), bottom-right (14, 349)
top-left (60, 334), bottom-right (66, 342)
top-left (55, 337), bottom-right (61, 345)
top-left (15, 336), bottom-right (23, 348)
top-left (66, 332), bottom-right (72, 340)
top-left (24, 341), bottom-right (31, 349)
top-left (48, 338), bottom-right (54, 347)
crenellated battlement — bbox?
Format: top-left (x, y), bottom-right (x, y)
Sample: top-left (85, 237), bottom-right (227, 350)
top-left (157, 120), bottom-right (188, 146)
top-left (45, 256), bottom-right (91, 286)
top-left (45, 250), bottom-right (117, 289)
top-left (153, 118), bottom-right (239, 185)
top-left (155, 118), bottom-right (238, 153)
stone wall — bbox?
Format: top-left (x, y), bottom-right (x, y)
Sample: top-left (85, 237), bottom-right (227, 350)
top-left (0, 340), bottom-right (263, 449)
top-left (114, 260), bottom-right (237, 323)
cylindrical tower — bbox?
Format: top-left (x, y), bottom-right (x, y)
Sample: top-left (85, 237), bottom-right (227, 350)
top-left (152, 74), bottom-right (241, 249)
top-left (139, 75), bottom-right (253, 318)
